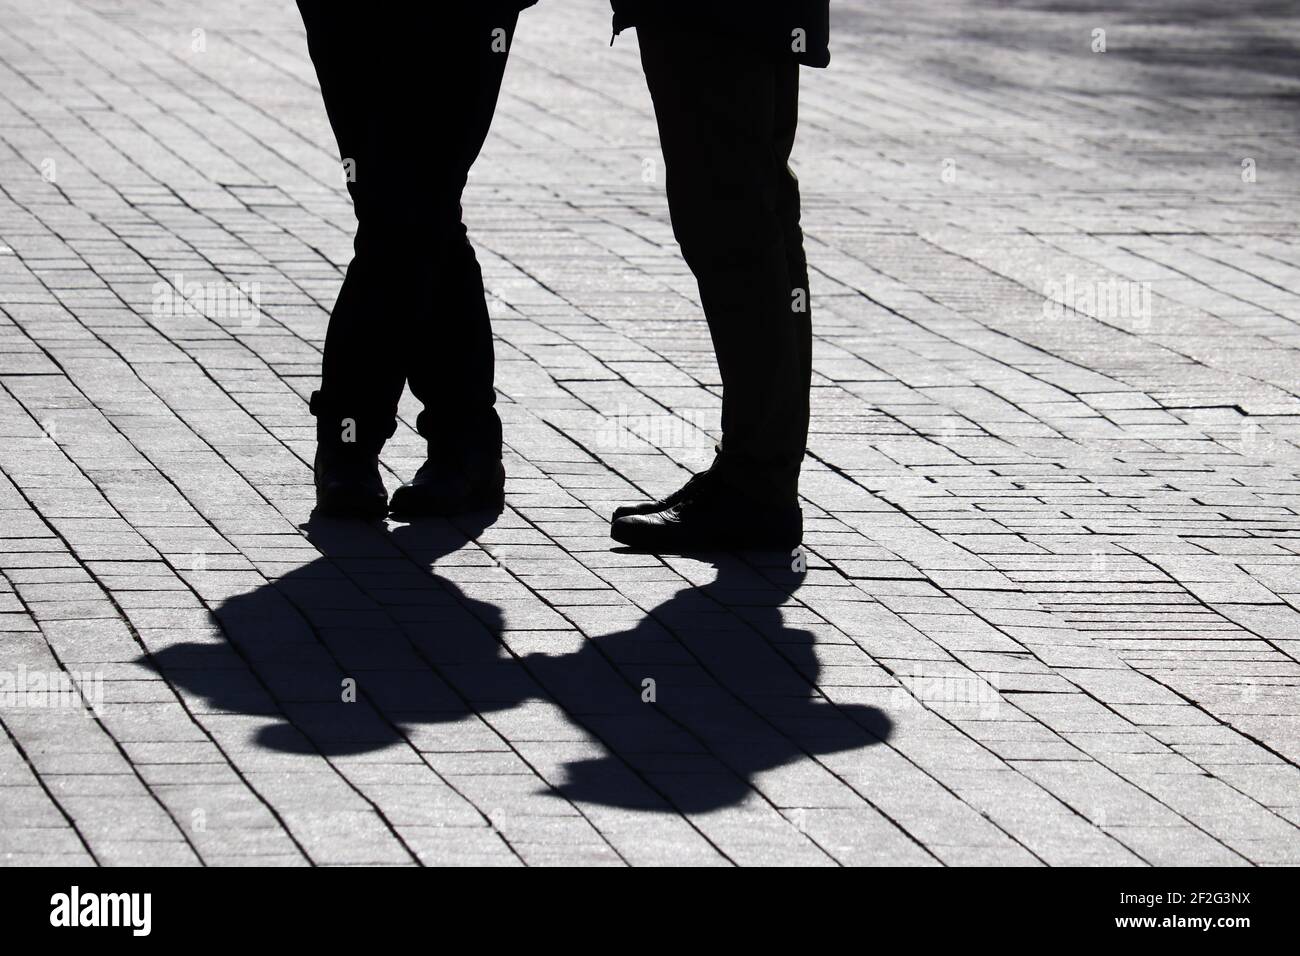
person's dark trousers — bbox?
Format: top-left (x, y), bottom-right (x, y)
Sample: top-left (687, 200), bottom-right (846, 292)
top-left (297, 2), bottom-right (520, 466)
top-left (637, 22), bottom-right (813, 507)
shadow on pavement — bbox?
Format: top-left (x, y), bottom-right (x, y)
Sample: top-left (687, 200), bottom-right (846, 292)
top-left (143, 516), bottom-right (891, 814)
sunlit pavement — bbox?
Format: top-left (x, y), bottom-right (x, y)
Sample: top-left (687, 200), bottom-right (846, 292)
top-left (0, 0), bottom-right (1298, 865)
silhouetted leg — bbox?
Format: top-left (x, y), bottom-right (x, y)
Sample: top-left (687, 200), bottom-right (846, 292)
top-left (638, 23), bottom-right (808, 506)
top-left (405, 19), bottom-right (515, 468)
top-left (297, 4), bottom-right (515, 463)
top-left (296, 4), bottom-right (389, 454)
top-left (774, 67), bottom-right (813, 459)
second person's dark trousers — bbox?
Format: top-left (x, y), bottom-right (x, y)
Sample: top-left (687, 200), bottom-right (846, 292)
top-left (637, 21), bottom-right (813, 507)
top-left (298, 3), bottom-right (518, 465)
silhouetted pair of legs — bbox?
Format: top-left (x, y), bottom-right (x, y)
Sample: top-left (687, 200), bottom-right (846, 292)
top-left (609, 22), bottom-right (811, 550)
top-left (298, 2), bottom-right (514, 518)
top-left (299, 6), bottom-right (813, 548)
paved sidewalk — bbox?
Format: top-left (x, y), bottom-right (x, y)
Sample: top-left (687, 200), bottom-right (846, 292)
top-left (1, 0), bottom-right (1298, 866)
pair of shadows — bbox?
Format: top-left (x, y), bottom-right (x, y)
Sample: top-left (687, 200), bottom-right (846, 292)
top-left (144, 516), bottom-right (891, 813)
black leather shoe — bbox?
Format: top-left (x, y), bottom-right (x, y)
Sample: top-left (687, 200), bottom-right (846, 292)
top-left (389, 460), bottom-right (505, 520)
top-left (313, 449), bottom-right (387, 519)
top-left (612, 469), bottom-right (716, 521)
top-left (610, 486), bottom-right (802, 552)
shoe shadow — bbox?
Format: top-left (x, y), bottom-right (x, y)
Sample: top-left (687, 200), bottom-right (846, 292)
top-left (144, 519), bottom-right (892, 814)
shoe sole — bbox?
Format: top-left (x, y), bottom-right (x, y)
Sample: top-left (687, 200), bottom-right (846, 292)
top-left (609, 519), bottom-right (801, 553)
top-left (313, 493), bottom-right (389, 520)
top-left (389, 489), bottom-right (505, 521)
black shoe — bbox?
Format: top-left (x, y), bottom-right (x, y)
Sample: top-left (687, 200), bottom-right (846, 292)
top-left (612, 469), bottom-right (716, 522)
top-left (610, 485), bottom-right (802, 552)
top-left (389, 459), bottom-right (505, 520)
top-left (313, 449), bottom-right (387, 519)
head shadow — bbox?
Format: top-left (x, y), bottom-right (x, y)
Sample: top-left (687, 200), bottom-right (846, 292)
top-left (144, 519), bottom-right (891, 814)
top-left (537, 555), bottom-right (893, 812)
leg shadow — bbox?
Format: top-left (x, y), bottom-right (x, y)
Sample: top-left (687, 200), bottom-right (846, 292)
top-left (145, 523), bottom-right (891, 814)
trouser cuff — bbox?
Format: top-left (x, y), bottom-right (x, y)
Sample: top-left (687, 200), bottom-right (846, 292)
top-left (709, 444), bottom-right (802, 507)
top-left (310, 390), bottom-right (397, 454)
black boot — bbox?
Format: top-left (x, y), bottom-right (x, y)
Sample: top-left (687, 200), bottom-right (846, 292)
top-left (314, 447), bottom-right (387, 519)
top-left (610, 478), bottom-right (801, 552)
top-left (389, 459), bottom-right (505, 520)
top-left (310, 391), bottom-right (391, 519)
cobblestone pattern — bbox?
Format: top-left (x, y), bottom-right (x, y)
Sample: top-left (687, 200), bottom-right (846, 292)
top-left (0, 0), bottom-right (1297, 865)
